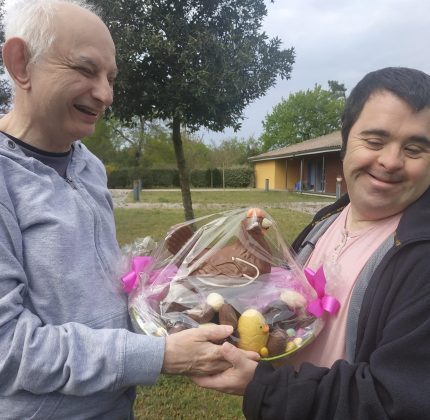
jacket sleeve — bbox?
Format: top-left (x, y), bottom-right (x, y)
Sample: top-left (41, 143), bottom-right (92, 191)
top-left (243, 244), bottom-right (430, 420)
top-left (0, 203), bottom-right (165, 396)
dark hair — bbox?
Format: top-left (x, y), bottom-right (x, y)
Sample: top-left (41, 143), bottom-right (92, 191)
top-left (340, 67), bottom-right (430, 158)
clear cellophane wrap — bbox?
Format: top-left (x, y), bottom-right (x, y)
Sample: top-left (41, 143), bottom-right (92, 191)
top-left (124, 208), bottom-right (328, 360)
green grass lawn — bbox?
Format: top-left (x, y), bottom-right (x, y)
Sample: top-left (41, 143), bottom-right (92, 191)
top-left (128, 189), bottom-right (334, 207)
top-left (115, 207), bottom-right (312, 246)
top-left (114, 190), bottom-right (320, 419)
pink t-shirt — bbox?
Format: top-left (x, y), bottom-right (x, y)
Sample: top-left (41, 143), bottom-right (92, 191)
top-left (289, 204), bottom-right (402, 369)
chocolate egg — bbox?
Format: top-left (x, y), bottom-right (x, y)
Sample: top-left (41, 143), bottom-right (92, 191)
top-left (185, 303), bottom-right (215, 324)
top-left (267, 328), bottom-right (288, 356)
top-left (262, 300), bottom-right (295, 325)
top-left (218, 303), bottom-right (239, 329)
top-left (165, 301), bottom-right (189, 313)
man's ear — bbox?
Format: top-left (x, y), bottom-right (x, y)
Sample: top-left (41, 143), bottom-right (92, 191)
top-left (2, 37), bottom-right (32, 90)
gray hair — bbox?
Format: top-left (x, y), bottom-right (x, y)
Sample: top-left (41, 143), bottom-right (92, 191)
top-left (3, 0), bottom-right (99, 63)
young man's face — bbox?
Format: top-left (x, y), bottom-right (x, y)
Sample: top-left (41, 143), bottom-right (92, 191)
top-left (343, 90), bottom-right (430, 221)
top-left (27, 4), bottom-right (117, 151)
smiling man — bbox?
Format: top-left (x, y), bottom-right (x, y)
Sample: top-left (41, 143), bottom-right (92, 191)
top-left (343, 91), bottom-right (430, 227)
top-left (0, 1), bottom-right (117, 151)
top-left (192, 67), bottom-right (430, 420)
top-left (0, 1), bottom-right (238, 419)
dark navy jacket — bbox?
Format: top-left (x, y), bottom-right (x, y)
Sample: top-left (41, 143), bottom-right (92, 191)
top-left (243, 188), bottom-right (430, 420)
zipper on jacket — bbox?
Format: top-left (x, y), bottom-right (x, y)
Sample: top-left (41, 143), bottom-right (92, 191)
top-left (65, 175), bottom-right (77, 189)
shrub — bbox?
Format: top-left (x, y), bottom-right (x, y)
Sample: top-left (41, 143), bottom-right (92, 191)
top-left (107, 166), bottom-right (253, 188)
top-left (209, 168), bottom-right (223, 188)
top-left (107, 169), bottom-right (131, 188)
top-left (224, 167), bottom-right (253, 187)
top-left (149, 169), bottom-right (180, 187)
top-left (190, 169), bottom-right (209, 187)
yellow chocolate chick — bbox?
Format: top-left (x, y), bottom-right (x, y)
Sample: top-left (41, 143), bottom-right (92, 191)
top-left (237, 309), bottom-right (269, 356)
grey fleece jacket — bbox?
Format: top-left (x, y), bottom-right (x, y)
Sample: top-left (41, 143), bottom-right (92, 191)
top-left (0, 133), bottom-right (165, 419)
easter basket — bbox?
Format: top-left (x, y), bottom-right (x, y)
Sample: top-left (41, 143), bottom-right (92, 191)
top-left (122, 208), bottom-right (338, 361)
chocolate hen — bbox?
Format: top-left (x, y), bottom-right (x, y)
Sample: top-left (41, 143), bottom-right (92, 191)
top-left (189, 208), bottom-right (273, 279)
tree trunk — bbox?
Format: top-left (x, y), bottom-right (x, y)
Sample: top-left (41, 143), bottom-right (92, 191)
top-left (172, 116), bottom-right (194, 221)
top-left (135, 115), bottom-right (146, 166)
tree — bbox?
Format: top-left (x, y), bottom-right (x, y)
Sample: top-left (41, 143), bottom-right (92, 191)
top-left (260, 82), bottom-right (345, 151)
top-left (209, 136), bottom-right (262, 168)
top-left (143, 126), bottom-right (212, 171)
top-left (0, 1), bottom-right (12, 113)
top-left (83, 118), bottom-right (212, 175)
top-left (109, 116), bottom-right (155, 168)
top-left (328, 80), bottom-right (347, 100)
top-left (82, 118), bottom-right (117, 164)
top-left (139, 124), bottom-right (177, 169)
top-left (93, 0), bottom-right (294, 220)
top-left (0, 78), bottom-right (11, 113)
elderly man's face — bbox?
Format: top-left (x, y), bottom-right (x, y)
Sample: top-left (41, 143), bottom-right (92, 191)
top-left (343, 90), bottom-right (430, 221)
top-left (26, 4), bottom-right (117, 150)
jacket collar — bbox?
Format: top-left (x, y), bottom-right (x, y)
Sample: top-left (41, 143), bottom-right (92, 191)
top-left (396, 187), bottom-right (430, 244)
top-left (307, 187), bottom-right (430, 245)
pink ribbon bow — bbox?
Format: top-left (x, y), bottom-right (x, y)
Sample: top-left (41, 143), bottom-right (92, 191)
top-left (304, 266), bottom-right (340, 317)
top-left (121, 256), bottom-right (153, 293)
top-left (122, 256), bottom-right (178, 299)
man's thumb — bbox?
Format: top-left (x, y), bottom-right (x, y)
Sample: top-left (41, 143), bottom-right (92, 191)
top-left (221, 341), bottom-right (241, 365)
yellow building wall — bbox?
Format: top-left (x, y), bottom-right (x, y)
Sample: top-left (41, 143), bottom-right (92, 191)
top-left (254, 152), bottom-right (343, 193)
top-left (274, 160), bottom-right (286, 189)
top-left (286, 159), bottom-right (300, 190)
top-left (254, 160), bottom-right (287, 190)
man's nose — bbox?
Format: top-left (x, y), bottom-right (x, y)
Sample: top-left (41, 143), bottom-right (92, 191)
top-left (377, 145), bottom-right (404, 171)
top-left (93, 77), bottom-right (114, 106)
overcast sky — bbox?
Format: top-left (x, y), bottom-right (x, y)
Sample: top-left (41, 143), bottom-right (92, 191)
top-left (200, 0), bottom-right (430, 144)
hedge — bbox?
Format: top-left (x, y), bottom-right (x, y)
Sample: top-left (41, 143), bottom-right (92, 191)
top-left (107, 166), bottom-right (253, 189)
top-left (224, 167), bottom-right (254, 188)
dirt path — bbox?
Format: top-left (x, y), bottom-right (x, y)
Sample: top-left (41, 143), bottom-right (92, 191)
top-left (110, 189), bottom-right (332, 214)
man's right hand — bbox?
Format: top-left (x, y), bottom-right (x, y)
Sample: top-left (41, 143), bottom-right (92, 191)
top-left (161, 325), bottom-right (234, 376)
top-left (190, 341), bottom-right (259, 395)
